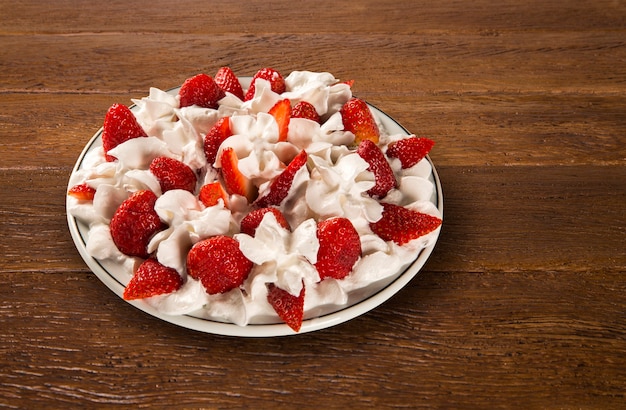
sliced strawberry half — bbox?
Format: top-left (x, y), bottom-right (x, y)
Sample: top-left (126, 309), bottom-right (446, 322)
top-left (370, 202), bottom-right (442, 245)
top-left (267, 283), bottom-right (305, 332)
top-left (240, 207), bottom-right (290, 237)
top-left (149, 156), bottom-right (197, 193)
top-left (186, 236), bottom-right (253, 295)
top-left (178, 73), bottom-right (225, 109)
top-left (68, 183), bottom-right (96, 201)
top-left (102, 103), bottom-right (148, 162)
top-left (198, 181), bottom-right (229, 208)
top-left (123, 258), bottom-right (183, 300)
top-left (269, 98), bottom-right (291, 142)
top-left (214, 66), bottom-right (244, 100)
top-left (386, 137), bottom-right (435, 169)
top-left (220, 147), bottom-right (258, 203)
top-left (204, 117), bottom-right (232, 166)
top-left (315, 218), bottom-right (362, 280)
top-left (291, 101), bottom-right (320, 123)
top-left (110, 190), bottom-right (165, 258)
top-left (356, 139), bottom-right (396, 198)
top-left (254, 150), bottom-right (307, 208)
top-left (244, 68), bottom-right (286, 101)
top-left (340, 97), bottom-right (380, 145)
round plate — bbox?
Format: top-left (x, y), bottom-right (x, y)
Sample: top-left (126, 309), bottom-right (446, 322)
top-left (67, 83), bottom-right (443, 337)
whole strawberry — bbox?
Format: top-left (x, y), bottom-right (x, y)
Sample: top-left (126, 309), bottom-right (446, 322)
top-left (110, 190), bottom-right (165, 258)
top-left (267, 283), bottom-right (305, 332)
top-left (315, 217), bottom-right (362, 280)
top-left (370, 203), bottom-right (442, 245)
top-left (102, 103), bottom-right (147, 162)
top-left (179, 73), bottom-right (225, 109)
top-left (186, 236), bottom-right (253, 295)
top-left (214, 66), bottom-right (245, 100)
top-left (386, 136), bottom-right (435, 169)
top-left (123, 258), bottom-right (183, 300)
top-left (149, 156), bottom-right (197, 193)
top-left (244, 68), bottom-right (286, 101)
top-left (356, 139), bottom-right (396, 198)
top-left (255, 150), bottom-right (308, 208)
top-left (340, 97), bottom-right (380, 145)
top-left (240, 207), bottom-right (290, 237)
top-left (291, 101), bottom-right (320, 123)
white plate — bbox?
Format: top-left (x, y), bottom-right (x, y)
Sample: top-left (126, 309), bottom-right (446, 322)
top-left (66, 82), bottom-right (443, 337)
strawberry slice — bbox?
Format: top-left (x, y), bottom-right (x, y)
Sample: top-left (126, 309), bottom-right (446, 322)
top-left (178, 73), bottom-right (225, 109)
top-left (198, 181), bottom-right (229, 208)
top-left (102, 103), bottom-right (148, 162)
top-left (356, 139), bottom-right (396, 198)
top-left (386, 137), bottom-right (435, 169)
top-left (370, 203), bottom-right (442, 245)
top-left (110, 190), bottom-right (165, 258)
top-left (123, 258), bottom-right (183, 300)
top-left (267, 283), bottom-right (305, 332)
top-left (220, 147), bottom-right (258, 203)
top-left (340, 97), bottom-right (380, 145)
top-left (204, 117), bottom-right (232, 166)
top-left (67, 183), bottom-right (96, 201)
top-left (254, 150), bottom-right (307, 208)
top-left (315, 218), bottom-right (362, 280)
top-left (291, 101), bottom-right (320, 123)
top-left (149, 156), bottom-right (197, 193)
top-left (186, 236), bottom-right (253, 295)
top-left (244, 68), bottom-right (286, 101)
top-left (268, 98), bottom-right (291, 142)
top-left (214, 66), bottom-right (244, 100)
top-left (240, 207), bottom-right (290, 236)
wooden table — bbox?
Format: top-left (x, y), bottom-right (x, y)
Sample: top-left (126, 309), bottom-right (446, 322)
top-left (2, 0), bottom-right (625, 408)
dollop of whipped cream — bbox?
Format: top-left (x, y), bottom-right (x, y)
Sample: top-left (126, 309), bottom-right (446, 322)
top-left (68, 70), bottom-right (441, 327)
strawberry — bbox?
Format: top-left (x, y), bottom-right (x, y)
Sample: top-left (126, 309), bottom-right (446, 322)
top-left (102, 103), bottom-right (147, 162)
top-left (267, 283), bottom-right (305, 332)
top-left (291, 101), bottom-right (320, 123)
top-left (244, 68), bottom-right (286, 101)
top-left (198, 181), bottom-right (229, 208)
top-left (214, 66), bottom-right (244, 100)
top-left (342, 79), bottom-right (355, 88)
top-left (123, 258), bottom-right (183, 300)
top-left (149, 156), bottom-right (197, 193)
top-left (356, 139), bottom-right (396, 198)
top-left (68, 183), bottom-right (96, 201)
top-left (178, 73), bottom-right (225, 109)
top-left (240, 207), bottom-right (290, 236)
top-left (370, 202), bottom-right (442, 245)
top-left (204, 117), bottom-right (232, 166)
top-left (254, 150), bottom-right (307, 208)
top-left (386, 137), bottom-right (435, 169)
top-left (110, 190), bottom-right (165, 258)
top-left (268, 98), bottom-right (291, 142)
top-left (315, 218), bottom-right (362, 280)
top-left (340, 97), bottom-right (380, 145)
top-left (220, 147), bottom-right (258, 203)
top-left (186, 236), bottom-right (253, 295)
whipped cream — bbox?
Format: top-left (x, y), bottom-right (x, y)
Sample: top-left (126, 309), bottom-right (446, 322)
top-left (68, 70), bottom-right (442, 327)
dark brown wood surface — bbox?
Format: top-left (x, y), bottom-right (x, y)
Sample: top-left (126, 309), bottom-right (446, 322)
top-left (1, 1), bottom-right (625, 408)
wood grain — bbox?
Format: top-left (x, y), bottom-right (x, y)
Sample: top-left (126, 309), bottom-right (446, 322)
top-left (1, 0), bottom-right (625, 408)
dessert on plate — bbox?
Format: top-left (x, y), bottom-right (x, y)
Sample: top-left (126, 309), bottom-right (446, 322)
top-left (67, 67), bottom-right (442, 332)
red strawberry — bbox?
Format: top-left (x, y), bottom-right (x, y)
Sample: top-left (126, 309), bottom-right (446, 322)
top-left (244, 68), bottom-right (286, 101)
top-left (268, 98), bottom-right (291, 142)
top-left (149, 156), bottom-right (197, 193)
top-left (178, 73), bottom-right (225, 109)
top-left (254, 150), bottom-right (307, 208)
top-left (110, 190), bottom-right (165, 258)
top-left (386, 137), bottom-right (435, 169)
top-left (220, 147), bottom-right (258, 203)
top-left (102, 103), bottom-right (147, 162)
top-left (315, 218), bottom-right (362, 280)
top-left (198, 181), bottom-right (229, 208)
top-left (240, 207), bottom-right (290, 236)
top-left (340, 97), bottom-right (380, 145)
top-left (342, 79), bottom-right (355, 88)
top-left (204, 117), bottom-right (232, 166)
top-left (291, 101), bottom-right (320, 123)
top-left (356, 139), bottom-right (396, 198)
top-left (186, 236), bottom-right (253, 295)
top-left (370, 203), bottom-right (442, 245)
top-left (123, 258), bottom-right (183, 300)
top-left (68, 183), bottom-right (96, 201)
top-left (267, 283), bottom-right (305, 332)
top-left (214, 66), bottom-right (244, 100)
